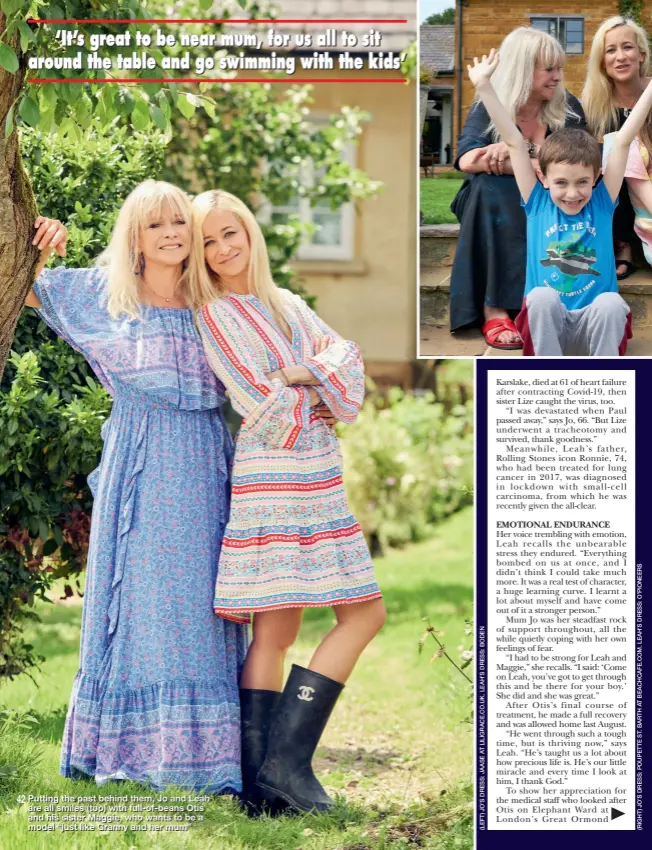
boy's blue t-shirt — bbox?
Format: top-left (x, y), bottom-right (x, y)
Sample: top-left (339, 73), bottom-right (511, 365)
top-left (522, 179), bottom-right (618, 310)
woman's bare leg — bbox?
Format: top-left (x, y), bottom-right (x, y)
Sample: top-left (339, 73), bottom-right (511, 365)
top-left (240, 608), bottom-right (303, 691)
top-left (307, 598), bottom-right (386, 683)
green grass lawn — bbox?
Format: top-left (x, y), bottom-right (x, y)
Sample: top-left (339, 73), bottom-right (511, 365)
top-left (420, 178), bottom-right (464, 226)
top-left (0, 508), bottom-right (473, 850)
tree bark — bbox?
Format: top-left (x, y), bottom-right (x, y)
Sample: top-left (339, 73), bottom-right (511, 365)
top-left (0, 13), bottom-right (38, 381)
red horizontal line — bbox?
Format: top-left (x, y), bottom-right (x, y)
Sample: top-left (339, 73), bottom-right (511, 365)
top-left (28, 19), bottom-right (409, 24)
top-left (28, 77), bottom-right (407, 84)
top-left (223, 525), bottom-right (359, 548)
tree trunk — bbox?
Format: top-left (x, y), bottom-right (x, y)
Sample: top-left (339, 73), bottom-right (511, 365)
top-left (0, 13), bottom-right (38, 381)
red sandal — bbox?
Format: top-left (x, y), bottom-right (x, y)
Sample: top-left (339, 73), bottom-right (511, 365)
top-left (481, 317), bottom-right (523, 350)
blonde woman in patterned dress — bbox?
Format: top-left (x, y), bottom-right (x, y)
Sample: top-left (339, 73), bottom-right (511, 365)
top-left (192, 189), bottom-right (386, 815)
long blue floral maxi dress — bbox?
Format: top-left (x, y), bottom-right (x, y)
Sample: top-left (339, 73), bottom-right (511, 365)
top-left (33, 267), bottom-right (248, 792)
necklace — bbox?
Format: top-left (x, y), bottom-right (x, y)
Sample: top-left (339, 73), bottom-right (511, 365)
top-left (516, 111), bottom-right (543, 158)
top-left (619, 83), bottom-right (645, 116)
top-left (524, 139), bottom-right (540, 158)
top-left (142, 278), bottom-right (182, 304)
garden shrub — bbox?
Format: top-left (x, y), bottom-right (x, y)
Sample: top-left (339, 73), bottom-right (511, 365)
top-left (340, 386), bottom-right (473, 552)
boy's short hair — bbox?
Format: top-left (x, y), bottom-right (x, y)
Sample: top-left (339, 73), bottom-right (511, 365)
top-left (538, 128), bottom-right (601, 177)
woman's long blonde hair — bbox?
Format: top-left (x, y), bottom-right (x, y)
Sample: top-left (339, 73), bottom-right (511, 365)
top-left (97, 180), bottom-right (201, 319)
top-left (480, 27), bottom-right (575, 141)
top-left (191, 190), bottom-right (290, 334)
top-left (582, 16), bottom-right (650, 141)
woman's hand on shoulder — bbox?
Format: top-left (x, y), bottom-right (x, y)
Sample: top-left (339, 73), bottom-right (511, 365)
top-left (33, 216), bottom-right (67, 258)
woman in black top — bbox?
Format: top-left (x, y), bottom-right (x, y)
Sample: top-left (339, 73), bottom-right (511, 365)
top-left (449, 27), bottom-right (586, 348)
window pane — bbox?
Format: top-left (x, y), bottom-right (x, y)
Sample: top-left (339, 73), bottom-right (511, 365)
top-left (532, 18), bottom-right (551, 32)
top-left (565, 20), bottom-right (583, 35)
top-left (311, 213), bottom-right (342, 246)
top-left (562, 18), bottom-right (583, 53)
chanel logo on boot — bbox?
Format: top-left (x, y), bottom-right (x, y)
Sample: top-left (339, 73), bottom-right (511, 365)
top-left (297, 685), bottom-right (315, 701)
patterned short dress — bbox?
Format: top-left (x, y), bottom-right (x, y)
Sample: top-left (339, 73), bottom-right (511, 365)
top-left (33, 267), bottom-right (248, 792)
top-left (197, 289), bottom-right (382, 624)
top-left (605, 133), bottom-right (652, 265)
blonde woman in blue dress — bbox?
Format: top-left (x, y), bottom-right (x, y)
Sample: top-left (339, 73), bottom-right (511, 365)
top-left (24, 182), bottom-right (248, 792)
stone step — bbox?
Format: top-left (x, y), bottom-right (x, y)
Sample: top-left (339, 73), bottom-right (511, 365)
top-left (420, 321), bottom-right (652, 357)
top-left (420, 224), bottom-right (652, 329)
top-left (420, 224), bottom-right (459, 268)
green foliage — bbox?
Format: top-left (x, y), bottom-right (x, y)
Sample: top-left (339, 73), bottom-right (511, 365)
top-left (20, 122), bottom-right (167, 266)
top-left (0, 709), bottom-right (42, 798)
top-left (164, 84), bottom-right (381, 294)
top-left (419, 617), bottom-right (474, 725)
top-left (420, 176), bottom-right (464, 225)
top-left (0, 0), bottom-right (276, 140)
top-left (340, 386), bottom-right (473, 552)
top-left (424, 8), bottom-right (455, 26)
top-left (619, 1), bottom-right (644, 24)
top-left (401, 41), bottom-right (417, 82)
top-left (0, 351), bottom-right (111, 679)
top-left (0, 124), bottom-right (163, 680)
top-left (1, 1), bottom-right (154, 135)
top-left (421, 62), bottom-right (436, 85)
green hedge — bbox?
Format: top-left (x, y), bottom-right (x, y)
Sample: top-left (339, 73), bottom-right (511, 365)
top-left (340, 385), bottom-right (473, 552)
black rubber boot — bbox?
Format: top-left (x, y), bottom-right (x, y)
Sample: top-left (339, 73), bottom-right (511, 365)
top-left (256, 664), bottom-right (344, 813)
top-left (239, 688), bottom-right (281, 816)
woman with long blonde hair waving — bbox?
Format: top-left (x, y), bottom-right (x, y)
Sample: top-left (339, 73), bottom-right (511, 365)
top-left (582, 15), bottom-right (651, 279)
top-left (193, 189), bottom-right (386, 815)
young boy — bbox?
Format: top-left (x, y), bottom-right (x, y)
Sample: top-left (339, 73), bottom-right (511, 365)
top-left (468, 49), bottom-right (652, 355)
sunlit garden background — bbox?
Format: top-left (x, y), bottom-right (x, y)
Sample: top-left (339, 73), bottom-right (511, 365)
top-left (1, 71), bottom-right (473, 850)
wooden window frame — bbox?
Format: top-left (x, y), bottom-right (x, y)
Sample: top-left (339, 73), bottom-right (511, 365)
top-left (529, 15), bottom-right (585, 55)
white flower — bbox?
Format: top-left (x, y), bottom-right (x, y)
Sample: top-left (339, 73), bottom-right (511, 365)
top-left (443, 455), bottom-right (463, 470)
